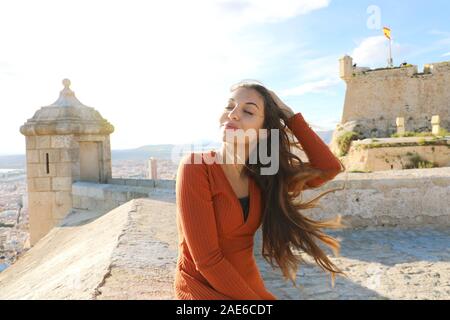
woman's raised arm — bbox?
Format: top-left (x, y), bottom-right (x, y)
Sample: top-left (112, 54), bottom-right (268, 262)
top-left (286, 113), bottom-right (343, 188)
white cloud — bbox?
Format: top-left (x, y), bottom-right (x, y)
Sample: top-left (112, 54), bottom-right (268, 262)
top-left (0, 0), bottom-right (330, 155)
top-left (442, 52), bottom-right (450, 57)
top-left (429, 29), bottom-right (450, 46)
top-left (294, 54), bottom-right (340, 81)
top-left (280, 78), bottom-right (340, 96)
top-left (0, 62), bottom-right (16, 77)
top-left (213, 0), bottom-right (331, 28)
top-left (273, 54), bottom-right (343, 130)
top-left (308, 118), bottom-right (340, 131)
top-left (429, 29), bottom-right (450, 37)
top-left (273, 53), bottom-right (342, 100)
top-left (404, 30), bottom-right (450, 61)
top-left (351, 36), bottom-right (411, 68)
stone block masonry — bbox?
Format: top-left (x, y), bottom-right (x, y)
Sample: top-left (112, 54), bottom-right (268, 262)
top-left (337, 56), bottom-right (450, 139)
top-left (20, 79), bottom-right (114, 246)
top-left (302, 167), bottom-right (450, 228)
top-left (72, 179), bottom-right (175, 214)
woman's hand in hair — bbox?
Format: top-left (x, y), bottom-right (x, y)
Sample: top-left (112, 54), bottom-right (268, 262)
top-left (269, 90), bottom-right (295, 119)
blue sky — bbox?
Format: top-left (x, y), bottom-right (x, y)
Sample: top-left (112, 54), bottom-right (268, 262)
top-left (0, 0), bottom-right (449, 155)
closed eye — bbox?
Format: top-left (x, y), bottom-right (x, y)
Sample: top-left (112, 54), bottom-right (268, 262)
top-left (225, 106), bottom-right (253, 115)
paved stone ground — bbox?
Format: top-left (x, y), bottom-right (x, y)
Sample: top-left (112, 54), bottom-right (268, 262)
top-left (109, 196), bottom-right (450, 300)
top-left (256, 226), bottom-right (450, 300)
top-left (2, 192), bottom-right (448, 300)
top-left (95, 196), bottom-right (178, 300)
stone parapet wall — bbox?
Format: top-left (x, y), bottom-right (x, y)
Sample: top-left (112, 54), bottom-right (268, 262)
top-left (343, 138), bottom-right (450, 172)
top-left (72, 180), bottom-right (175, 213)
top-left (254, 167), bottom-right (450, 257)
top-left (107, 178), bottom-right (175, 189)
top-left (301, 167), bottom-right (450, 228)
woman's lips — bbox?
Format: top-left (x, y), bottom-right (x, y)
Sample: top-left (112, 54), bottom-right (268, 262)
top-left (224, 123), bottom-right (239, 130)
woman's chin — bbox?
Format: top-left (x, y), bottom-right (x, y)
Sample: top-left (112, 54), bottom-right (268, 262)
top-left (222, 136), bottom-right (243, 144)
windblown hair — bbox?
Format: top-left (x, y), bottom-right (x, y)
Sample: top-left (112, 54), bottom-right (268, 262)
top-left (230, 80), bottom-right (349, 287)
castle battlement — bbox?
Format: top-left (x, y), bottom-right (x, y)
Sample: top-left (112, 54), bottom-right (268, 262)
top-left (331, 55), bottom-right (450, 172)
top-left (340, 55), bottom-right (450, 82)
top-left (335, 55), bottom-right (450, 141)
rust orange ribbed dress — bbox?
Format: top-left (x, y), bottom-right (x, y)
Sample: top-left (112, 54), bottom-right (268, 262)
top-left (173, 112), bottom-right (343, 300)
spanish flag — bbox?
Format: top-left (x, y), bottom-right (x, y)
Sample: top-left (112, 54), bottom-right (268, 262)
top-left (383, 26), bottom-right (391, 40)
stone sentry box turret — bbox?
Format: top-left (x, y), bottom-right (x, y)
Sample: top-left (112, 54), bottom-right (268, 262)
top-left (20, 79), bottom-right (114, 245)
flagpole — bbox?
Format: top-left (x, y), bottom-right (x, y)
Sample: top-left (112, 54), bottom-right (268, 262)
top-left (384, 26), bottom-right (393, 68)
top-left (388, 37), bottom-right (393, 68)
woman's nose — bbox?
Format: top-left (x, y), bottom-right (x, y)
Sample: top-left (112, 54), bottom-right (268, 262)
top-left (228, 106), bottom-right (240, 120)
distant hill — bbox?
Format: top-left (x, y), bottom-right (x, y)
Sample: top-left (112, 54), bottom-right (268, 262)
top-left (111, 130), bottom-right (334, 162)
top-left (0, 130), bottom-right (334, 166)
top-left (0, 155), bottom-right (26, 169)
top-left (112, 140), bottom-right (223, 161)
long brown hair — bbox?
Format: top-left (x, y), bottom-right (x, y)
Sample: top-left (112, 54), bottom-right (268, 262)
top-left (231, 81), bottom-right (349, 288)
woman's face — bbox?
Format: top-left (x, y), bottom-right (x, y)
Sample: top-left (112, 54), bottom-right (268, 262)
top-left (219, 87), bottom-right (265, 144)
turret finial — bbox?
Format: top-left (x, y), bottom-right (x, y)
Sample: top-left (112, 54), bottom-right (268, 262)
top-left (47, 78), bottom-right (87, 108)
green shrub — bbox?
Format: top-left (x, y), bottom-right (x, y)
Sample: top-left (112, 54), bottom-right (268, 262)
top-left (337, 131), bottom-right (359, 156)
top-left (391, 131), bottom-right (434, 138)
top-left (404, 154), bottom-right (437, 169)
top-left (391, 128), bottom-right (450, 138)
top-left (437, 127), bottom-right (450, 136)
top-left (417, 132), bottom-right (435, 137)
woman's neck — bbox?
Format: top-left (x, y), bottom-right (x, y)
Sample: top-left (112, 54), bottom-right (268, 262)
top-left (218, 143), bottom-right (250, 176)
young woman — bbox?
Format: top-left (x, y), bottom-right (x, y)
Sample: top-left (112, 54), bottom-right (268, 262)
top-left (173, 80), bottom-right (346, 300)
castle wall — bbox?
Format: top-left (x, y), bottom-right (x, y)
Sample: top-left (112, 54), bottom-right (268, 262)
top-left (341, 62), bottom-right (450, 137)
top-left (25, 134), bottom-right (78, 245)
top-left (302, 167), bottom-right (450, 227)
top-left (25, 133), bottom-right (114, 246)
top-left (72, 179), bottom-right (175, 214)
top-left (343, 143), bottom-right (450, 172)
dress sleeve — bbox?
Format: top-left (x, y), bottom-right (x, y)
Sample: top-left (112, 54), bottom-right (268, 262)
top-left (176, 153), bottom-right (263, 300)
top-left (286, 112), bottom-right (343, 188)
